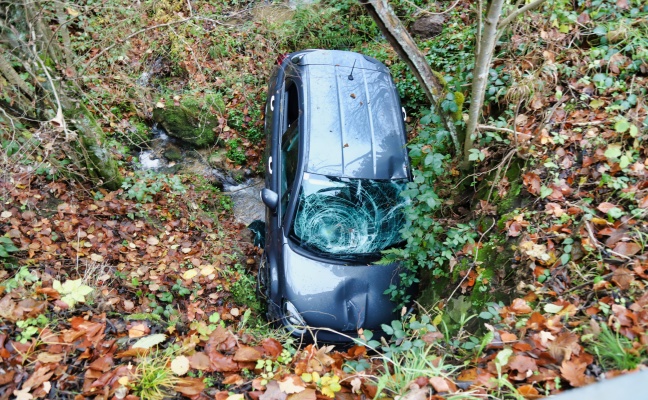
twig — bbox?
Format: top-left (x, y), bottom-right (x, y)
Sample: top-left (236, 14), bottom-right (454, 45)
top-left (79, 17), bottom-right (193, 76)
top-left (400, 0), bottom-right (462, 15)
top-left (565, 272), bottom-right (614, 293)
top-left (477, 124), bottom-right (517, 135)
top-left (497, 0), bottom-right (547, 31)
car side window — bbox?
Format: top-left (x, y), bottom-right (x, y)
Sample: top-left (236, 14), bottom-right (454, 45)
top-left (280, 124), bottom-right (299, 218)
top-left (278, 80), bottom-right (300, 219)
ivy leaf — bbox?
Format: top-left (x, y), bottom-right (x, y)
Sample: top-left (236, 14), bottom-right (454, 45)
top-left (604, 144), bottom-right (622, 160)
top-left (614, 118), bottom-right (630, 133)
top-left (540, 186), bottom-right (553, 199)
top-left (53, 279), bottom-right (93, 308)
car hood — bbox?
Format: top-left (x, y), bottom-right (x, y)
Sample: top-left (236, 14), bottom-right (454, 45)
top-left (281, 242), bottom-right (402, 333)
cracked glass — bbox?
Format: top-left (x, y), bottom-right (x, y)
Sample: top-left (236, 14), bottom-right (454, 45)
top-left (291, 173), bottom-right (408, 257)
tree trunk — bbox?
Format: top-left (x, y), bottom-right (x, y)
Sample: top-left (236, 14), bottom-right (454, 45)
top-left (0, 0), bottom-right (123, 190)
top-left (62, 95), bottom-right (123, 190)
top-left (360, 0), bottom-right (460, 151)
top-left (462, 0), bottom-right (505, 168)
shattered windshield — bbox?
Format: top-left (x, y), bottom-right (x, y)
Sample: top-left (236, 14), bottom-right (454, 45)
top-left (290, 173), bottom-right (408, 257)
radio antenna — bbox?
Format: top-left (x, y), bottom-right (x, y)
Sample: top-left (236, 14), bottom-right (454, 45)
top-left (348, 60), bottom-right (356, 80)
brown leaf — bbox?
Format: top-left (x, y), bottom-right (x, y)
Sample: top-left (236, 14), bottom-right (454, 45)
top-left (560, 360), bottom-right (591, 387)
top-left (548, 332), bottom-right (580, 363)
top-left (612, 267), bottom-right (635, 290)
top-left (0, 369), bottom-right (14, 385)
top-left (175, 377), bottom-right (205, 396)
top-left (509, 298), bottom-right (533, 315)
top-left (23, 366), bottom-right (54, 391)
top-left (597, 202), bottom-right (618, 214)
top-left (522, 173), bottom-right (541, 195)
top-left (260, 381), bottom-right (287, 400)
top-left (189, 352), bottom-right (212, 370)
top-left (421, 331), bottom-right (443, 344)
top-left (613, 241), bottom-right (642, 257)
top-left (616, 0), bottom-right (629, 9)
top-left (287, 388), bottom-right (316, 400)
top-left (577, 11), bottom-right (590, 24)
top-left (36, 352), bottom-right (64, 364)
top-left (508, 355), bottom-right (538, 376)
top-left (89, 356), bottom-right (114, 373)
top-left (233, 345), bottom-right (262, 362)
top-left (208, 350), bottom-right (239, 372)
top-left (261, 338), bottom-right (283, 359)
top-left (277, 376), bottom-right (305, 394)
top-left (400, 387), bottom-right (428, 400)
top-left (428, 376), bottom-right (450, 393)
top-left (517, 384), bottom-right (541, 399)
top-left (508, 221), bottom-right (522, 237)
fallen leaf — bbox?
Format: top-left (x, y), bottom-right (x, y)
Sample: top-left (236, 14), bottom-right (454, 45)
top-left (560, 360), bottom-right (590, 387)
top-left (428, 376), bottom-right (450, 393)
top-left (278, 376), bottom-right (306, 394)
top-left (510, 298), bottom-right (533, 315)
top-left (183, 269), bottom-right (198, 280)
top-left (261, 338), bottom-right (283, 359)
top-left (209, 350), bottom-right (239, 372)
top-left (508, 355), bottom-right (538, 375)
top-left (517, 384), bottom-right (540, 398)
top-left (287, 388), bottom-right (316, 400)
top-left (260, 381), bottom-right (287, 400)
top-left (233, 345), bottom-right (262, 362)
top-left (132, 334), bottom-right (166, 349)
top-left (189, 352), bottom-right (211, 370)
top-left (175, 377), bottom-right (205, 396)
top-left (13, 387), bottom-right (33, 400)
top-left (522, 172), bottom-right (541, 195)
top-left (36, 352), bottom-right (63, 364)
top-left (613, 242), bottom-right (641, 257)
top-left (171, 356), bottom-right (190, 376)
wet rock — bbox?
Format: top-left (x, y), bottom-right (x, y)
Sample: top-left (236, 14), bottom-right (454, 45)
top-left (410, 14), bottom-right (445, 39)
top-left (152, 93), bottom-right (224, 147)
top-left (208, 149), bottom-right (228, 170)
top-left (163, 145), bottom-right (182, 161)
top-left (229, 168), bottom-right (246, 183)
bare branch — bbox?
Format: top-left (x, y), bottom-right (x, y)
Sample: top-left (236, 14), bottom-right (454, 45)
top-left (497, 0), bottom-right (547, 31)
top-left (78, 16), bottom-right (194, 76)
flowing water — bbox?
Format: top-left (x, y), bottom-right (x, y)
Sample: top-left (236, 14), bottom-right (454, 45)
top-left (136, 126), bottom-right (264, 226)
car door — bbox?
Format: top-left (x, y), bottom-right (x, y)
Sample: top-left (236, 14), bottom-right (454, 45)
top-left (263, 62), bottom-right (302, 313)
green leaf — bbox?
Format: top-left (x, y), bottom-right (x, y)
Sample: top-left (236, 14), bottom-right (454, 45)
top-left (589, 99), bottom-right (605, 109)
top-left (479, 311), bottom-right (493, 319)
top-left (540, 186), bottom-right (553, 199)
top-left (132, 333), bottom-right (167, 349)
top-left (629, 124), bottom-right (638, 137)
top-left (614, 118), bottom-right (630, 133)
top-left (544, 304), bottom-right (564, 314)
top-left (604, 144), bottom-right (622, 160)
top-left (53, 279), bottom-right (94, 308)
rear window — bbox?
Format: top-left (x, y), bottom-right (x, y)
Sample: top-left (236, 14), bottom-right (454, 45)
top-left (290, 173), bottom-right (408, 257)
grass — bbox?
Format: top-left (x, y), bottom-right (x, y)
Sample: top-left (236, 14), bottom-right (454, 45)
top-left (592, 323), bottom-right (643, 371)
top-left (132, 355), bottom-right (179, 400)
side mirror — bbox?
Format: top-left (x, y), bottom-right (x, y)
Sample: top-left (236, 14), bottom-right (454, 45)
top-left (260, 188), bottom-right (279, 211)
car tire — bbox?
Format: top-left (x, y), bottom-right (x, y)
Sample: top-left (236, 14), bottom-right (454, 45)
top-left (257, 255), bottom-right (280, 324)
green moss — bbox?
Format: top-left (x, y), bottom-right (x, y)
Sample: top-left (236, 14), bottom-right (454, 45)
top-left (452, 91), bottom-right (464, 121)
top-left (163, 146), bottom-right (182, 161)
top-left (153, 92), bottom-right (224, 147)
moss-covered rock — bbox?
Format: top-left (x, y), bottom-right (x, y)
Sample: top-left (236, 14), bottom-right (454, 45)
top-left (153, 92), bottom-right (224, 147)
top-left (163, 145), bottom-right (183, 161)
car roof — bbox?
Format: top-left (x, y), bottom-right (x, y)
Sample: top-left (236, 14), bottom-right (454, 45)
top-left (293, 50), bottom-right (409, 180)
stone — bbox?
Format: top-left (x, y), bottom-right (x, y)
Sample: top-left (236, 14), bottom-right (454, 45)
top-left (410, 14), bottom-right (445, 39)
top-left (208, 149), bottom-right (228, 169)
top-left (152, 93), bottom-right (224, 147)
top-left (163, 145), bottom-right (182, 161)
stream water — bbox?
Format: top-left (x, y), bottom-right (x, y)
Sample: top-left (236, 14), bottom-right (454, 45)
top-left (136, 126), bottom-right (265, 226)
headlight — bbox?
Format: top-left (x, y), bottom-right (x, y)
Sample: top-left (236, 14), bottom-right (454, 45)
top-left (283, 301), bottom-right (306, 334)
